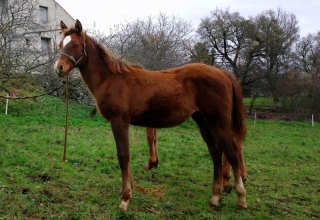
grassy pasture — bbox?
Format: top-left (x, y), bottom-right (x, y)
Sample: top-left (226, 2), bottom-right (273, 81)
top-left (243, 97), bottom-right (274, 108)
top-left (0, 97), bottom-right (320, 219)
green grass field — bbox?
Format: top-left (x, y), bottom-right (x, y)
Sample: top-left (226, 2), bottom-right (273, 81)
top-left (0, 97), bottom-right (319, 219)
top-left (243, 97), bottom-right (274, 107)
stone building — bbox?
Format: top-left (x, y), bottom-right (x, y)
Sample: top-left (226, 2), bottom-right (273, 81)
top-left (0, 0), bottom-right (94, 105)
top-left (0, 0), bottom-right (74, 65)
top-left (37, 0), bottom-right (74, 51)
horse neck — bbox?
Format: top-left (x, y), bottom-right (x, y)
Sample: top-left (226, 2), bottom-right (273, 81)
top-left (78, 38), bottom-right (110, 95)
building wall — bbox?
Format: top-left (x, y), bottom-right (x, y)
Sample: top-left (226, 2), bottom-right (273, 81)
top-left (39, 0), bottom-right (74, 28)
top-left (0, 0), bottom-right (75, 67)
top-left (37, 0), bottom-right (75, 50)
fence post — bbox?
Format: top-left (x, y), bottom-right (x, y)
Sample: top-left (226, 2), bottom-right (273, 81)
top-left (312, 114), bottom-right (314, 127)
top-left (5, 93), bottom-right (9, 115)
top-left (254, 112), bottom-right (256, 125)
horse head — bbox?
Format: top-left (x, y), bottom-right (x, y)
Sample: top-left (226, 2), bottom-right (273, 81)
top-left (54, 19), bottom-right (87, 77)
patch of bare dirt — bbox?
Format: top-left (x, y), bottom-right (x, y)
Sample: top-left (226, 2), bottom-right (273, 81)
top-left (134, 184), bottom-right (166, 198)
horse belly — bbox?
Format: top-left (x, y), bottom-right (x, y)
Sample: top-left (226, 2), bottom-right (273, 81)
top-left (130, 106), bottom-right (194, 128)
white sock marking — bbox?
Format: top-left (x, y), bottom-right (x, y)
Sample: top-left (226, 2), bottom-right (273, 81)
top-left (119, 200), bottom-right (129, 211)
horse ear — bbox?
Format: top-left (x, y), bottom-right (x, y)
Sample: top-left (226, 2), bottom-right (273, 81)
top-left (60, 20), bottom-right (68, 31)
top-left (75, 19), bottom-right (83, 33)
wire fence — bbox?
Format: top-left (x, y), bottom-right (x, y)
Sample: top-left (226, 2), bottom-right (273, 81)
top-left (246, 112), bottom-right (320, 126)
top-left (2, 93), bottom-right (320, 126)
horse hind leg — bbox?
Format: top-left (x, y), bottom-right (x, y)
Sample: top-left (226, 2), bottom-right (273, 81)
top-left (198, 108), bottom-right (246, 209)
top-left (145, 127), bottom-right (159, 170)
top-left (223, 139), bottom-right (247, 209)
top-left (237, 141), bottom-right (247, 183)
top-left (192, 112), bottom-right (223, 207)
top-left (222, 153), bottom-right (232, 193)
top-left (223, 140), bottom-right (247, 193)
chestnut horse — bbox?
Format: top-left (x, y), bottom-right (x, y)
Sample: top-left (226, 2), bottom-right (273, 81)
top-left (144, 127), bottom-right (247, 193)
top-left (54, 20), bottom-right (247, 211)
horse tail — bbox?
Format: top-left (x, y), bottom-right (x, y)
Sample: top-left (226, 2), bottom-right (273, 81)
top-left (227, 72), bottom-right (247, 143)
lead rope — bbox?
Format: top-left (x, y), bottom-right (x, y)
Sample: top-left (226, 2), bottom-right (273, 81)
top-left (62, 76), bottom-right (69, 163)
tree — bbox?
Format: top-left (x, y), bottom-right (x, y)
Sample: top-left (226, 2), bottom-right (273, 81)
top-left (189, 42), bottom-right (212, 65)
top-left (296, 32), bottom-right (320, 77)
top-left (294, 32), bottom-right (320, 112)
top-left (197, 7), bottom-right (261, 97)
top-left (197, 7), bottom-right (299, 103)
top-left (0, 0), bottom-right (60, 97)
top-left (251, 8), bottom-right (299, 102)
top-left (104, 13), bottom-right (194, 70)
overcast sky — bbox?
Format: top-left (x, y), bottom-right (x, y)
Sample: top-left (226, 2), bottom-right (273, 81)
top-left (54, 0), bottom-right (320, 37)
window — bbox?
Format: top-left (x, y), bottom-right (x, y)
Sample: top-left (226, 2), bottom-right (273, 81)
top-left (26, 38), bottom-right (30, 46)
top-left (0, 0), bottom-right (8, 14)
top-left (39, 6), bottom-right (48, 22)
top-left (41, 37), bottom-right (51, 51)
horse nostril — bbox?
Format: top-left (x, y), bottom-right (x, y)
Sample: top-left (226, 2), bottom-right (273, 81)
top-left (59, 65), bottom-right (63, 72)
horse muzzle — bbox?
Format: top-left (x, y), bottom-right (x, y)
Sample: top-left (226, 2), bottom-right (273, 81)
top-left (54, 60), bottom-right (71, 77)
top-left (54, 65), bottom-right (64, 77)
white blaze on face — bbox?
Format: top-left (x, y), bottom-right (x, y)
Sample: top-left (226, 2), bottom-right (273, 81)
top-left (54, 60), bottom-right (58, 69)
top-left (63, 35), bottom-right (71, 48)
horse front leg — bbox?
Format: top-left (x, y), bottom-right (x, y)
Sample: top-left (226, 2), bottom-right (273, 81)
top-left (111, 120), bottom-right (132, 212)
top-left (145, 127), bottom-right (159, 170)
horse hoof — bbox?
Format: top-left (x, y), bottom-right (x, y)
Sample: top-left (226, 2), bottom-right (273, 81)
top-left (209, 196), bottom-right (220, 208)
top-left (145, 161), bottom-right (158, 171)
top-left (223, 185), bottom-right (233, 193)
top-left (237, 205), bottom-right (247, 210)
top-left (242, 177), bottom-right (247, 183)
top-left (119, 200), bottom-right (129, 212)
top-left (208, 202), bottom-right (218, 209)
top-left (145, 165), bottom-right (151, 171)
top-left (237, 201), bottom-right (247, 209)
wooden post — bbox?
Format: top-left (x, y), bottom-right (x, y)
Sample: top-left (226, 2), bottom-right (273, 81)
top-left (5, 94), bottom-right (9, 115)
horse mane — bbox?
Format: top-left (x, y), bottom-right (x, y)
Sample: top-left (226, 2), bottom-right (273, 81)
top-left (88, 35), bottom-right (138, 74)
top-left (63, 26), bottom-right (141, 74)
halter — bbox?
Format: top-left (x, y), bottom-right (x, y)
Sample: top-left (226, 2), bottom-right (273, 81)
top-left (60, 42), bottom-right (87, 66)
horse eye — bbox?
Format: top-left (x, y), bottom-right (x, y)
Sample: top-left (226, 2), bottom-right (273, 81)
top-left (74, 44), bottom-right (79, 48)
